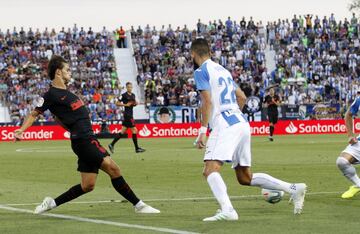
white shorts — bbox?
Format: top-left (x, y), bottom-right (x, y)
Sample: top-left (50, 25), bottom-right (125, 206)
top-left (343, 143), bottom-right (360, 162)
top-left (204, 112), bottom-right (251, 168)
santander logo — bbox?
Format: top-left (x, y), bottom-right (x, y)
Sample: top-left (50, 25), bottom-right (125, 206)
top-left (63, 131), bottom-right (71, 139)
top-left (355, 122), bottom-right (360, 131)
top-left (285, 122), bottom-right (298, 134)
top-left (139, 125), bottom-right (151, 137)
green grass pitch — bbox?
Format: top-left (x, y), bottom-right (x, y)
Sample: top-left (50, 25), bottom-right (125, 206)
top-left (0, 134), bottom-right (359, 233)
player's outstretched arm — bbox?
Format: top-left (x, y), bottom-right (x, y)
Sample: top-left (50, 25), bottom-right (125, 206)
top-left (345, 110), bottom-right (357, 145)
top-left (235, 87), bottom-right (247, 110)
top-left (14, 110), bottom-right (40, 139)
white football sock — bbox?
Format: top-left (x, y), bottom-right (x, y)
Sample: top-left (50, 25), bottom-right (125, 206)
top-left (336, 157), bottom-right (360, 187)
top-left (207, 172), bottom-right (234, 212)
top-left (250, 173), bottom-right (295, 194)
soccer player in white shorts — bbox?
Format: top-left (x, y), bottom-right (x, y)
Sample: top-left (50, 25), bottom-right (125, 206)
top-left (336, 93), bottom-right (360, 198)
top-left (191, 38), bottom-right (307, 221)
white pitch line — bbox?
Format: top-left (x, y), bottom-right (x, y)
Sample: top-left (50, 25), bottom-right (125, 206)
top-left (3, 191), bottom-right (341, 207)
top-left (0, 205), bottom-right (199, 234)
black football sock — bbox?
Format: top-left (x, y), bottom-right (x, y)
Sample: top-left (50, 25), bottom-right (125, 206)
top-left (132, 134), bottom-right (139, 149)
top-left (270, 126), bottom-right (274, 137)
top-left (111, 133), bottom-right (123, 146)
top-left (111, 176), bottom-right (140, 205)
top-left (54, 184), bottom-right (86, 206)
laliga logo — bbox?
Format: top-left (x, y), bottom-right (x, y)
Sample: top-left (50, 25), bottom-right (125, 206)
top-left (285, 122), bottom-right (298, 134)
top-left (139, 125), bottom-right (151, 137)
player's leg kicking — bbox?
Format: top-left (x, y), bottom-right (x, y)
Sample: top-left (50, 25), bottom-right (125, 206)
top-left (35, 139), bottom-right (158, 214)
top-left (234, 166), bottom-right (307, 215)
top-left (233, 122), bottom-right (306, 215)
top-left (201, 121), bottom-right (306, 221)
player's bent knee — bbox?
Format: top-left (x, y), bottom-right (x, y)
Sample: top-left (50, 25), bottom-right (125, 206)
top-left (237, 176), bottom-right (251, 186)
top-left (202, 170), bottom-right (210, 178)
top-left (82, 183), bottom-right (96, 192)
top-left (235, 166), bottom-right (252, 185)
top-left (203, 166), bottom-right (221, 178)
top-left (336, 156), bottom-right (350, 168)
top-left (102, 158), bottom-right (121, 177)
top-left (203, 169), bottom-right (215, 178)
top-left (109, 166), bottom-right (121, 178)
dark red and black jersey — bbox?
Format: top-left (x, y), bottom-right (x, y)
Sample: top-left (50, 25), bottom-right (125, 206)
top-left (264, 94), bottom-right (280, 113)
top-left (35, 86), bottom-right (93, 139)
top-left (119, 92), bottom-right (136, 118)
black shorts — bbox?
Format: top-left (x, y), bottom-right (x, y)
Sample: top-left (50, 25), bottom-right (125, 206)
top-left (71, 137), bottom-right (110, 173)
top-left (123, 116), bottom-right (135, 128)
top-left (268, 112), bottom-right (278, 124)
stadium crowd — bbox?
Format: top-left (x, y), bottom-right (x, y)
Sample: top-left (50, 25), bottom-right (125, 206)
top-left (0, 13), bottom-right (359, 123)
top-left (0, 25), bottom-right (122, 123)
top-left (268, 13), bottom-right (360, 105)
top-left (132, 17), bottom-right (268, 107)
top-left (132, 14), bottom-right (360, 107)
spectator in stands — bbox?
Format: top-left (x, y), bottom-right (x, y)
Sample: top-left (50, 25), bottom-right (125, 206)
top-left (2, 14), bottom-right (359, 124)
top-left (132, 16), bottom-right (269, 108)
top-left (270, 13), bottom-right (359, 106)
top-left (0, 26), bottom-right (119, 123)
top-left (118, 26), bottom-right (126, 48)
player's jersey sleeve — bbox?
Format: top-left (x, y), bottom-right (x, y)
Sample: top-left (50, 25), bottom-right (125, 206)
top-left (34, 93), bottom-right (52, 113)
top-left (350, 97), bottom-right (360, 116)
top-left (194, 66), bottom-right (210, 91)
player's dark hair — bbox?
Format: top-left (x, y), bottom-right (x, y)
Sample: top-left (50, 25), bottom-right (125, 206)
top-left (126, 82), bottom-right (132, 86)
top-left (47, 55), bottom-right (67, 80)
top-left (190, 38), bottom-right (210, 57)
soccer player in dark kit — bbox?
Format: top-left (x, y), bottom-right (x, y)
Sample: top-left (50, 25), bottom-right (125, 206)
top-left (108, 82), bottom-right (145, 154)
top-left (264, 88), bottom-right (280, 141)
top-left (14, 55), bottom-right (159, 214)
